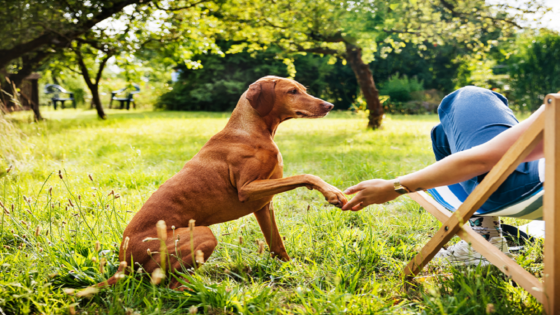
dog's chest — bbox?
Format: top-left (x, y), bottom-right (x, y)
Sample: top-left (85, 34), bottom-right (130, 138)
top-left (277, 151), bottom-right (284, 168)
top-left (272, 151), bottom-right (284, 179)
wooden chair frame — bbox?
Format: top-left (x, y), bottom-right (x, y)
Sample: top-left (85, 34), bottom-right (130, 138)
top-left (405, 93), bottom-right (560, 314)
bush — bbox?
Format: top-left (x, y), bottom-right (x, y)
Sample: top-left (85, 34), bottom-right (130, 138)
top-left (381, 84), bottom-right (443, 115)
top-left (379, 74), bottom-right (424, 102)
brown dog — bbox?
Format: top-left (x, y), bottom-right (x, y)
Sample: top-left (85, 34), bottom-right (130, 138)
top-left (101, 76), bottom-right (348, 289)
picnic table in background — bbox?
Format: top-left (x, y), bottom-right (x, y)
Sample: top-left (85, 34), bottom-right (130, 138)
top-left (110, 84), bottom-right (140, 110)
top-left (44, 84), bottom-right (76, 110)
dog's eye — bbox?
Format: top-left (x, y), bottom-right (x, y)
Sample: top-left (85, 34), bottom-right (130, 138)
top-left (289, 89), bottom-right (298, 94)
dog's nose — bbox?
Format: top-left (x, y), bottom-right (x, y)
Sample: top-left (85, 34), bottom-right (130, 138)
top-left (322, 102), bottom-right (334, 111)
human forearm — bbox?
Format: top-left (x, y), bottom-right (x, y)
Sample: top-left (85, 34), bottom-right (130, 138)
top-left (399, 149), bottom-right (493, 192)
top-left (342, 150), bottom-right (495, 211)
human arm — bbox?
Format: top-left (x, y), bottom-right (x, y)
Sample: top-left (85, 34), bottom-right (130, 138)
top-left (342, 105), bottom-right (545, 211)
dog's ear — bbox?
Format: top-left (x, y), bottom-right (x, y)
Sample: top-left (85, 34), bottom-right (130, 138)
top-left (246, 80), bottom-right (276, 117)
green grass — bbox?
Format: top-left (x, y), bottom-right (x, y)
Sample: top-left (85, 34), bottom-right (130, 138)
top-left (0, 108), bottom-right (543, 314)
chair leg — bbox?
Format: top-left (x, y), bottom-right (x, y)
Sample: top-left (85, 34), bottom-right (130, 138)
top-left (409, 192), bottom-right (544, 302)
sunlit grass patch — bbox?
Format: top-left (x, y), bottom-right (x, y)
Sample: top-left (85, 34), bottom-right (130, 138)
top-left (0, 110), bottom-right (542, 314)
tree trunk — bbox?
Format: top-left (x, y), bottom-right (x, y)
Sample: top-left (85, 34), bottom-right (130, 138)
top-left (29, 77), bottom-right (43, 121)
top-left (89, 84), bottom-right (106, 119)
top-left (75, 46), bottom-right (107, 119)
top-left (344, 42), bottom-right (384, 129)
top-left (2, 52), bottom-right (50, 120)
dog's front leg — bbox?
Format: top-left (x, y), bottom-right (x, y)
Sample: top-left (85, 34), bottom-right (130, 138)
top-left (254, 202), bottom-right (290, 261)
top-left (238, 175), bottom-right (347, 207)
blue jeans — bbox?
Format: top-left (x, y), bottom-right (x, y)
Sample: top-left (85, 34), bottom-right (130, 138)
top-left (431, 86), bottom-right (542, 213)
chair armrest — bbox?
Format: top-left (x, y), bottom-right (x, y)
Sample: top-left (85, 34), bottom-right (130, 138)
top-left (112, 87), bottom-right (128, 95)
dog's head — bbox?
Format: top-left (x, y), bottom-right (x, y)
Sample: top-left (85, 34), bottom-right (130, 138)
top-left (246, 76), bottom-right (334, 121)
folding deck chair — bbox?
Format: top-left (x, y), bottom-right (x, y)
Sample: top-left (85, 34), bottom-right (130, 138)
top-left (404, 93), bottom-right (560, 314)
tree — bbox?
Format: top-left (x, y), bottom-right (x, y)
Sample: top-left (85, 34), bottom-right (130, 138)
top-left (61, 0), bottom-right (222, 118)
top-left (48, 4), bottom-right (161, 119)
top-left (0, 0), bottom-right (153, 120)
top-left (0, 0), bottom-right (149, 71)
top-left (216, 0), bottom-right (549, 128)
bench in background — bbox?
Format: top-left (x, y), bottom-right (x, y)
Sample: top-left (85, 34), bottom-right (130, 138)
top-left (44, 84), bottom-right (76, 110)
top-left (110, 84), bottom-right (140, 110)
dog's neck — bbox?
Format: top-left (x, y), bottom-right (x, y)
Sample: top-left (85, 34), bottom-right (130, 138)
top-left (227, 97), bottom-right (281, 138)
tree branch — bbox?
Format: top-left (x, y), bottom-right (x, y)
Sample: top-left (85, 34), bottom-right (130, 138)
top-left (383, 29), bottom-right (420, 35)
top-left (95, 54), bottom-right (112, 86)
top-left (295, 45), bottom-right (340, 56)
top-left (307, 31), bottom-right (345, 43)
top-left (73, 44), bottom-right (95, 89)
top-left (62, 64), bottom-right (83, 76)
top-left (8, 50), bottom-right (52, 86)
top-left (152, 0), bottom-right (211, 11)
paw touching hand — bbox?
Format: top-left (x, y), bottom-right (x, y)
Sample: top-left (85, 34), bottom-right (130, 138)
top-left (304, 175), bottom-right (348, 208)
top-left (319, 184), bottom-right (348, 208)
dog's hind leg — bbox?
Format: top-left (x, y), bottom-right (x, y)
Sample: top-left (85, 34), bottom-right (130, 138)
top-left (164, 226), bottom-right (218, 290)
top-left (97, 226), bottom-right (217, 290)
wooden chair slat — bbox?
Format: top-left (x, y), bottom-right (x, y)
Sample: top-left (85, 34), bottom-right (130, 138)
top-left (543, 93), bottom-right (560, 314)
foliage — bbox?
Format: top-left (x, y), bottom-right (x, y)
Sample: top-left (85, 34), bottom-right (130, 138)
top-left (0, 110), bottom-right (544, 313)
top-left (206, 0), bottom-right (548, 128)
top-left (221, 0), bottom-right (540, 62)
top-left (505, 29), bottom-right (560, 111)
top-left (370, 42), bottom-right (462, 95)
top-left (157, 39), bottom-right (469, 113)
top-left (156, 45), bottom-right (289, 111)
top-left (156, 43), bottom-right (359, 111)
top-left (0, 0), bottom-right (149, 75)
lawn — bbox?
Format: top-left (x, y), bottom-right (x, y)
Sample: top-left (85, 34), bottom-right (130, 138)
top-left (0, 109), bottom-right (543, 314)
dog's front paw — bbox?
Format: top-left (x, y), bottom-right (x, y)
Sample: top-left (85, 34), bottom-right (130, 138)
top-left (320, 185), bottom-right (348, 208)
top-left (271, 251), bottom-right (291, 261)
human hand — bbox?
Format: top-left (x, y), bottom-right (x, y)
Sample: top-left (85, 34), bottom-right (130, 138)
top-left (341, 179), bottom-right (400, 211)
